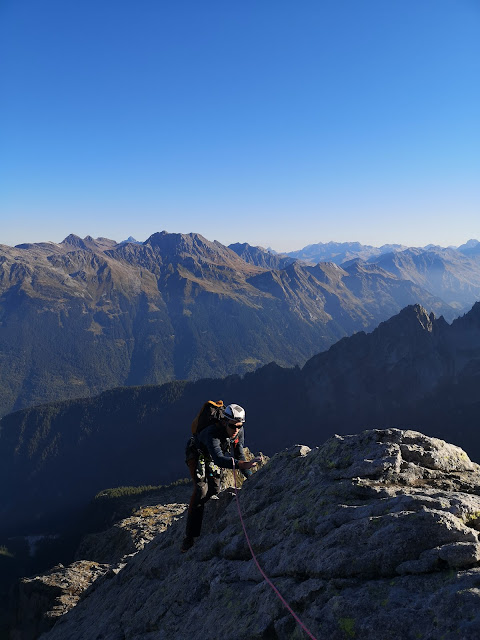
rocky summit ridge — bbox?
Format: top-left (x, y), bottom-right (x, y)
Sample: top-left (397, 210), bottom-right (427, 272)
top-left (29, 429), bottom-right (480, 640)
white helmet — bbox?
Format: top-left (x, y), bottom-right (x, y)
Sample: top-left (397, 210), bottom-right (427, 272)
top-left (223, 403), bottom-right (245, 424)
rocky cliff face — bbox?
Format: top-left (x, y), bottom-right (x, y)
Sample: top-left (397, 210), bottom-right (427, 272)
top-left (303, 304), bottom-right (452, 421)
top-left (25, 429), bottom-right (480, 640)
top-left (302, 302), bottom-right (480, 437)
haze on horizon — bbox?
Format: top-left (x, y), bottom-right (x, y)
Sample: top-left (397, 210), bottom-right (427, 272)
top-left (1, 230), bottom-right (479, 257)
top-left (1, 0), bottom-right (479, 252)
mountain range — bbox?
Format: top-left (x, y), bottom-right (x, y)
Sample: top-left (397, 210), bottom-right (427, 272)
top-left (0, 231), bottom-right (463, 418)
top-left (286, 240), bottom-right (408, 264)
top-left (2, 300), bottom-right (480, 537)
top-left (3, 232), bottom-right (480, 637)
top-left (233, 239), bottom-right (480, 314)
top-left (285, 238), bottom-right (480, 264)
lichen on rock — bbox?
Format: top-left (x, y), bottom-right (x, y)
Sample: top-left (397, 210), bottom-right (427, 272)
top-left (37, 429), bottom-right (480, 639)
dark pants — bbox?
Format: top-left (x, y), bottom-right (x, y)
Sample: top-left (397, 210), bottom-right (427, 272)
top-left (185, 457), bottom-right (221, 538)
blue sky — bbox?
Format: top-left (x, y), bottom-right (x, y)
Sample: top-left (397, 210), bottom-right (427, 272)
top-left (1, 0), bottom-right (479, 252)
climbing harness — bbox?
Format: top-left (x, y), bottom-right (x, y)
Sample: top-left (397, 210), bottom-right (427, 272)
top-left (231, 458), bottom-right (319, 640)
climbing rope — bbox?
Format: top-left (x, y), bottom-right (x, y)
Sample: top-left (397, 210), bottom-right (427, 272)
top-left (231, 459), bottom-right (319, 640)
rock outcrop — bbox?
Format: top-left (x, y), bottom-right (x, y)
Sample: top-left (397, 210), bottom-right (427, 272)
top-left (37, 429), bottom-right (480, 640)
top-left (9, 460), bottom-right (263, 640)
top-left (9, 485), bottom-right (192, 640)
top-left (10, 561), bottom-right (111, 640)
top-left (75, 502), bottom-right (188, 565)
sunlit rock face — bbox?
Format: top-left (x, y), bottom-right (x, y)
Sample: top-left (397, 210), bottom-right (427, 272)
top-left (40, 429), bottom-right (480, 640)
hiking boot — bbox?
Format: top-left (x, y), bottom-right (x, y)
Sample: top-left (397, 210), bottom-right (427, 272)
top-left (180, 536), bottom-right (195, 553)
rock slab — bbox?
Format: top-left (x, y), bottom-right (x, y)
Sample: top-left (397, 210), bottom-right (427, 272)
top-left (40, 429), bottom-right (480, 640)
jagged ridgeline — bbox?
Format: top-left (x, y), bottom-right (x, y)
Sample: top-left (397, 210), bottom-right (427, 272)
top-left (2, 302), bottom-right (480, 537)
top-left (0, 231), bottom-right (460, 418)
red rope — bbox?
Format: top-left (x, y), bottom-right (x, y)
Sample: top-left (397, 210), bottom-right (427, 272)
top-left (231, 459), bottom-right (319, 640)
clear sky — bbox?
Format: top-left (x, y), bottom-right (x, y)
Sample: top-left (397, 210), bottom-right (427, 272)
top-left (1, 0), bottom-right (479, 252)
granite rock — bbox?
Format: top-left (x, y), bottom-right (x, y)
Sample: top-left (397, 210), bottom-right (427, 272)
top-left (40, 429), bottom-right (480, 640)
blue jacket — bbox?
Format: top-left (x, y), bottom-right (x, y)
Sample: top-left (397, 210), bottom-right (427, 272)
top-left (196, 422), bottom-right (247, 469)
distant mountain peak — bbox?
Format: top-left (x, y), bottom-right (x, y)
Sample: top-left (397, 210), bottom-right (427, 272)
top-left (286, 240), bottom-right (407, 266)
top-left (117, 236), bottom-right (142, 246)
top-left (454, 300), bottom-right (480, 329)
top-left (145, 230), bottom-right (168, 243)
top-left (61, 234), bottom-right (87, 249)
top-left (229, 241), bottom-right (296, 269)
top-left (401, 302), bottom-right (431, 318)
top-left (457, 239), bottom-right (480, 256)
top-left (142, 231), bottom-right (249, 272)
top-left (462, 239), bottom-right (479, 248)
top-left (392, 303), bottom-right (436, 332)
top-left (144, 230), bottom-right (214, 253)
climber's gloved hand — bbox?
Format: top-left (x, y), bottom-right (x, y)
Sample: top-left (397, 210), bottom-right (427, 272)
top-left (237, 459), bottom-right (257, 470)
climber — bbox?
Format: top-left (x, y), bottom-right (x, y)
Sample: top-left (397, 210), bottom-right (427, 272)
top-left (181, 403), bottom-right (258, 552)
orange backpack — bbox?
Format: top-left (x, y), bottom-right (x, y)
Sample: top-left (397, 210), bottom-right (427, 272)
top-left (191, 400), bottom-right (225, 434)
